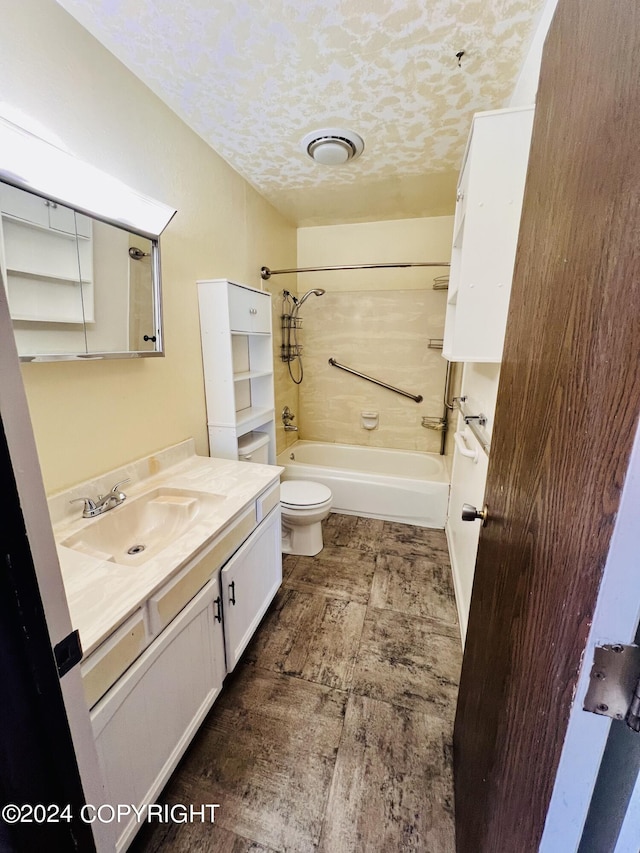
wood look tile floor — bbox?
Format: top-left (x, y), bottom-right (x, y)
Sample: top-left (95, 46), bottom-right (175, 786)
top-left (131, 514), bottom-right (462, 853)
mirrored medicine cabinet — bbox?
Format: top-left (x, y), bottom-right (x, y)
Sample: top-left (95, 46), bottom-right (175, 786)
top-left (0, 115), bottom-right (177, 362)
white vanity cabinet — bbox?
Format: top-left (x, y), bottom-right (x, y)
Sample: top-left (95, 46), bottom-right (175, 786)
top-left (91, 574), bottom-right (225, 852)
top-left (83, 481), bottom-right (282, 852)
top-left (443, 106), bottom-right (534, 362)
top-left (198, 279), bottom-right (276, 463)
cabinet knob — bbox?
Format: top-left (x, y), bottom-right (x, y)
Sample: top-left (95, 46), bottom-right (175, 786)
top-left (249, 307), bottom-right (257, 315)
top-left (229, 580), bottom-right (236, 605)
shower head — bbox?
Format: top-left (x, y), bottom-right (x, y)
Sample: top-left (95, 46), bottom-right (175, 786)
top-left (296, 288), bottom-right (326, 308)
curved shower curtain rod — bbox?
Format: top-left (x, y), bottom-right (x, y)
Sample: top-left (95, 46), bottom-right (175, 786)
top-left (260, 261), bottom-right (450, 280)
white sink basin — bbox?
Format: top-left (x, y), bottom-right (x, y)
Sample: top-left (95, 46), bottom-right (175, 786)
top-left (61, 487), bottom-right (226, 566)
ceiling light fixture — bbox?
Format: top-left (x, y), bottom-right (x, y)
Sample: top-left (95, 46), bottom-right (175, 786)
top-left (301, 128), bottom-right (364, 166)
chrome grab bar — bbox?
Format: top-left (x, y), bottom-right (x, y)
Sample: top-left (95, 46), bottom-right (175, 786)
top-left (328, 358), bottom-right (423, 403)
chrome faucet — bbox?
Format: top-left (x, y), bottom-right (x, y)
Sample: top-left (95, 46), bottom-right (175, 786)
top-left (282, 406), bottom-right (298, 432)
top-left (70, 479), bottom-right (130, 518)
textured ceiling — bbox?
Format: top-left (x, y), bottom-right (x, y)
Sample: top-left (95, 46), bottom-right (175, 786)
top-left (55, 0), bottom-right (545, 225)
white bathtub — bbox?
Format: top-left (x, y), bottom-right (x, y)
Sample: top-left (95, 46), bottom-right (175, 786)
top-left (276, 440), bottom-right (450, 528)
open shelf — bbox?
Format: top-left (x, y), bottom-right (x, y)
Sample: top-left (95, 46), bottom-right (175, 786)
top-left (235, 406), bottom-right (274, 434)
top-left (7, 267), bottom-right (89, 285)
top-left (233, 369), bottom-right (273, 382)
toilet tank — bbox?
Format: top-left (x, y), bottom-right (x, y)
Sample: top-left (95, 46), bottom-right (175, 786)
top-left (237, 431), bottom-right (270, 464)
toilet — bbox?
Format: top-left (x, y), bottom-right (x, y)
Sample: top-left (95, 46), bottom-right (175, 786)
top-left (280, 480), bottom-right (332, 557)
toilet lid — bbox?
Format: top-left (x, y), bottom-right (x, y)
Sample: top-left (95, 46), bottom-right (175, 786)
top-left (281, 480), bottom-right (332, 507)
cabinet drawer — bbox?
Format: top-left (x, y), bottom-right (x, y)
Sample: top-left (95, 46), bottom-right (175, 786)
top-left (81, 610), bottom-right (147, 709)
top-left (228, 284), bottom-right (270, 333)
top-left (256, 480), bottom-right (280, 522)
top-left (148, 504), bottom-right (257, 634)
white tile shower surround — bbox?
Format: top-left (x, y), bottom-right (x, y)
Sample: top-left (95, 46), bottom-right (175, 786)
top-left (298, 289), bottom-right (448, 453)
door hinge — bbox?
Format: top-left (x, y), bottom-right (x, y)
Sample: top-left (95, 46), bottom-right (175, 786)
top-left (54, 629), bottom-right (83, 678)
top-left (584, 643), bottom-right (640, 731)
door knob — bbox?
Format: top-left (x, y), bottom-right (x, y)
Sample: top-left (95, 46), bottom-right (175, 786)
top-left (462, 503), bottom-right (488, 525)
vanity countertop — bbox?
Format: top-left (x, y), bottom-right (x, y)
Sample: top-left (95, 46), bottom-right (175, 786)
top-left (54, 452), bottom-right (281, 657)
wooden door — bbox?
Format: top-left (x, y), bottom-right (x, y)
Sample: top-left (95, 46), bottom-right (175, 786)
top-left (453, 1), bottom-right (640, 850)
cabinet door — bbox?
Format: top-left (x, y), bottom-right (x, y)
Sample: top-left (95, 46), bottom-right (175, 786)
top-left (0, 185), bottom-right (91, 237)
top-left (0, 183), bottom-right (49, 227)
top-left (91, 574), bottom-right (225, 852)
top-left (221, 505), bottom-right (282, 670)
top-left (47, 201), bottom-right (92, 238)
top-left (248, 290), bottom-right (270, 333)
top-left (228, 284), bottom-right (270, 333)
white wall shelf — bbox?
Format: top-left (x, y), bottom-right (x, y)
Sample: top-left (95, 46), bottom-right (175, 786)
top-left (443, 106), bottom-right (534, 363)
top-left (235, 405), bottom-right (275, 434)
top-left (233, 369), bottom-right (273, 382)
top-left (198, 278), bottom-right (276, 463)
top-left (6, 268), bottom-right (88, 284)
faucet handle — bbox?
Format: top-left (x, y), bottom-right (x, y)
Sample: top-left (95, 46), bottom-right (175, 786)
top-left (69, 497), bottom-right (97, 513)
top-left (109, 478), bottom-right (130, 498)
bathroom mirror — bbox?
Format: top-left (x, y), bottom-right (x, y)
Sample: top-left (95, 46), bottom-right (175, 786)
top-left (1, 183), bottom-right (162, 359)
top-left (0, 113), bottom-right (176, 362)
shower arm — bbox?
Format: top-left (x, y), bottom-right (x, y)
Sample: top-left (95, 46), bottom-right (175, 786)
top-left (261, 261), bottom-right (450, 280)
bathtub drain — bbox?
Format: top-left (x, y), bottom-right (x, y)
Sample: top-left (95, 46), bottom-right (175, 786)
top-left (127, 544), bottom-right (146, 555)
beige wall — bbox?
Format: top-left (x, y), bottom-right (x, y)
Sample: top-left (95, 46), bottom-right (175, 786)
top-left (297, 217), bottom-right (453, 292)
top-left (2, 0), bottom-right (296, 493)
top-left (296, 217), bottom-right (453, 451)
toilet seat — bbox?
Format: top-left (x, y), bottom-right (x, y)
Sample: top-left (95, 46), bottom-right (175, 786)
top-left (281, 480), bottom-right (332, 510)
